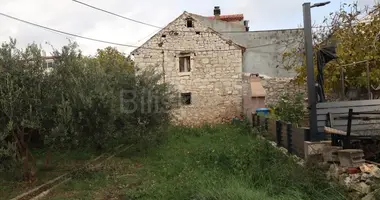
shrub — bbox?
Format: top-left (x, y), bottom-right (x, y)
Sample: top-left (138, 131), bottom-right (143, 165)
top-left (0, 39), bottom-right (175, 178)
top-left (269, 92), bottom-right (305, 125)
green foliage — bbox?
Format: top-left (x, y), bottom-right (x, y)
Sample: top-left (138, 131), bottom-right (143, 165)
top-left (0, 39), bottom-right (175, 176)
top-left (269, 92), bottom-right (305, 125)
top-left (283, 2), bottom-right (380, 94)
top-left (96, 46), bottom-right (134, 73)
top-left (124, 125), bottom-right (346, 200)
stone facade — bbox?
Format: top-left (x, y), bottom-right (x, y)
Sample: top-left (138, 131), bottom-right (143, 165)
top-left (132, 12), bottom-right (244, 126)
top-left (261, 77), bottom-right (307, 107)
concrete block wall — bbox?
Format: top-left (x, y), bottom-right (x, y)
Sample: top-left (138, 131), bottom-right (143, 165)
top-left (224, 29), bottom-right (304, 78)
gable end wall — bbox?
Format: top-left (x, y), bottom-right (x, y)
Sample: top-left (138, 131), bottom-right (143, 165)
top-left (133, 13), bottom-right (244, 126)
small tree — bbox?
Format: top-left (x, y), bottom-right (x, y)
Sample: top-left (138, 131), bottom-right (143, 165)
top-left (283, 2), bottom-right (380, 95)
top-left (0, 40), bottom-right (176, 180)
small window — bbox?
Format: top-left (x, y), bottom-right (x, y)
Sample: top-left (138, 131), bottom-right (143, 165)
top-left (46, 61), bottom-right (54, 68)
top-left (179, 56), bottom-right (191, 72)
top-left (195, 31), bottom-right (200, 35)
top-left (162, 34), bottom-right (166, 38)
top-left (181, 93), bottom-right (191, 105)
top-left (186, 19), bottom-right (194, 28)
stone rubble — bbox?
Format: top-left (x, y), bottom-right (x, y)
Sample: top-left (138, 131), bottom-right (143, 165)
top-left (327, 163), bottom-right (380, 200)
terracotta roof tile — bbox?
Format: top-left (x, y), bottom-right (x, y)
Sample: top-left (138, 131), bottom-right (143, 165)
top-left (207, 14), bottom-right (244, 22)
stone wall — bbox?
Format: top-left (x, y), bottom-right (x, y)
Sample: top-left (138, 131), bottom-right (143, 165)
top-left (132, 12), bottom-right (244, 126)
top-left (261, 77), bottom-right (307, 107)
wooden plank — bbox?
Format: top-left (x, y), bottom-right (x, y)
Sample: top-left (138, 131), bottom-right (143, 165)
top-left (317, 105), bottom-right (380, 115)
top-left (317, 114), bottom-right (333, 121)
top-left (260, 117), bottom-right (266, 126)
top-left (324, 126), bottom-right (347, 135)
top-left (292, 127), bottom-right (305, 158)
top-left (326, 124), bottom-right (380, 131)
top-left (281, 122), bottom-right (288, 148)
top-left (267, 119), bottom-right (277, 140)
top-left (316, 99), bottom-right (380, 109)
top-left (318, 127), bottom-right (325, 132)
top-left (318, 113), bottom-right (380, 121)
top-left (324, 127), bottom-right (380, 136)
top-left (317, 120), bottom-right (380, 127)
top-left (318, 124), bottom-right (376, 130)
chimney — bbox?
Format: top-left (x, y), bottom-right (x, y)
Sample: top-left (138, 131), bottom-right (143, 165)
top-left (41, 50), bottom-right (47, 57)
top-left (244, 20), bottom-right (249, 31)
top-left (214, 6), bottom-right (221, 20)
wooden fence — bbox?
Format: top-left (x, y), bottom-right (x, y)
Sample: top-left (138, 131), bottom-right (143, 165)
top-left (252, 114), bottom-right (310, 158)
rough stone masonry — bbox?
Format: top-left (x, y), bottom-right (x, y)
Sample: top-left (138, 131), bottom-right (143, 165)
top-left (132, 12), bottom-right (244, 126)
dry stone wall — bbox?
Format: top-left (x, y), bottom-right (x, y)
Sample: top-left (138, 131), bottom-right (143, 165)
top-left (132, 12), bottom-right (244, 126)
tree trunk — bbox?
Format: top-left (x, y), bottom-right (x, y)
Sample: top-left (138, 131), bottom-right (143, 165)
top-left (44, 150), bottom-right (52, 169)
top-left (15, 129), bottom-right (36, 182)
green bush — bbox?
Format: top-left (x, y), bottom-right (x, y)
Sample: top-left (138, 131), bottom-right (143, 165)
top-left (0, 39), bottom-right (175, 177)
top-left (269, 92), bottom-right (305, 125)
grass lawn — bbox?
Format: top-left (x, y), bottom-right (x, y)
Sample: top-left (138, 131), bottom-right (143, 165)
top-left (3, 124), bottom-right (347, 200)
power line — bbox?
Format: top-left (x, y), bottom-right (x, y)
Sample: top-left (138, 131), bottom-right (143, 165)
top-left (73, 0), bottom-right (379, 34)
top-left (72, 0), bottom-right (287, 34)
top-left (0, 12), bottom-right (138, 47)
top-left (72, 0), bottom-right (162, 29)
top-left (71, 0), bottom-right (356, 32)
top-left (132, 29), bottom-right (160, 46)
top-left (72, 0), bottom-right (247, 33)
top-left (0, 12), bottom-right (298, 53)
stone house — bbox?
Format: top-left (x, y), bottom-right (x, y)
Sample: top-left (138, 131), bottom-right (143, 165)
top-left (131, 7), bottom-right (303, 126)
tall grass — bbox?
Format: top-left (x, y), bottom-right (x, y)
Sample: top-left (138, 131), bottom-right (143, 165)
top-left (125, 124), bottom-right (346, 200)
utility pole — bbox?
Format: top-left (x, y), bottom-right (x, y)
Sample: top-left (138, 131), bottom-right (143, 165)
top-left (366, 61), bottom-right (371, 99)
top-left (303, 2), bottom-right (330, 141)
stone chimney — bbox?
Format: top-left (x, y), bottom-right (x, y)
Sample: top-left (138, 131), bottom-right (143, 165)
top-left (214, 6), bottom-right (221, 20)
top-left (41, 50), bottom-right (47, 57)
top-left (244, 20), bottom-right (249, 31)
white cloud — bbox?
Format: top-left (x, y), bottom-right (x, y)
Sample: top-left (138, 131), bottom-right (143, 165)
top-left (0, 0), bottom-right (377, 56)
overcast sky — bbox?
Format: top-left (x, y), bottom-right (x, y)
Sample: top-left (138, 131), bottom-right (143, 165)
top-left (0, 0), bottom-right (377, 56)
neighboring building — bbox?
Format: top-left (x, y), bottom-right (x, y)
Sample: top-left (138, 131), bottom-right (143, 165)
top-left (131, 6), bottom-right (303, 125)
top-left (43, 57), bottom-right (55, 68)
top-left (41, 51), bottom-right (57, 74)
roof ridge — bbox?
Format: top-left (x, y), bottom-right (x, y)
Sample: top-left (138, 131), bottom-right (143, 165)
top-left (207, 14), bottom-right (244, 16)
top-left (207, 14), bottom-right (244, 22)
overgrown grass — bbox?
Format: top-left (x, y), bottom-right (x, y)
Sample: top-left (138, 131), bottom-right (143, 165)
top-left (123, 124), bottom-right (346, 200)
top-left (6, 124), bottom-right (347, 200)
top-left (0, 148), bottom-right (101, 199)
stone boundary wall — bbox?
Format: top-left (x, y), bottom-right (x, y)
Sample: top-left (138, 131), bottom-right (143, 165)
top-left (260, 77), bottom-right (307, 107)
